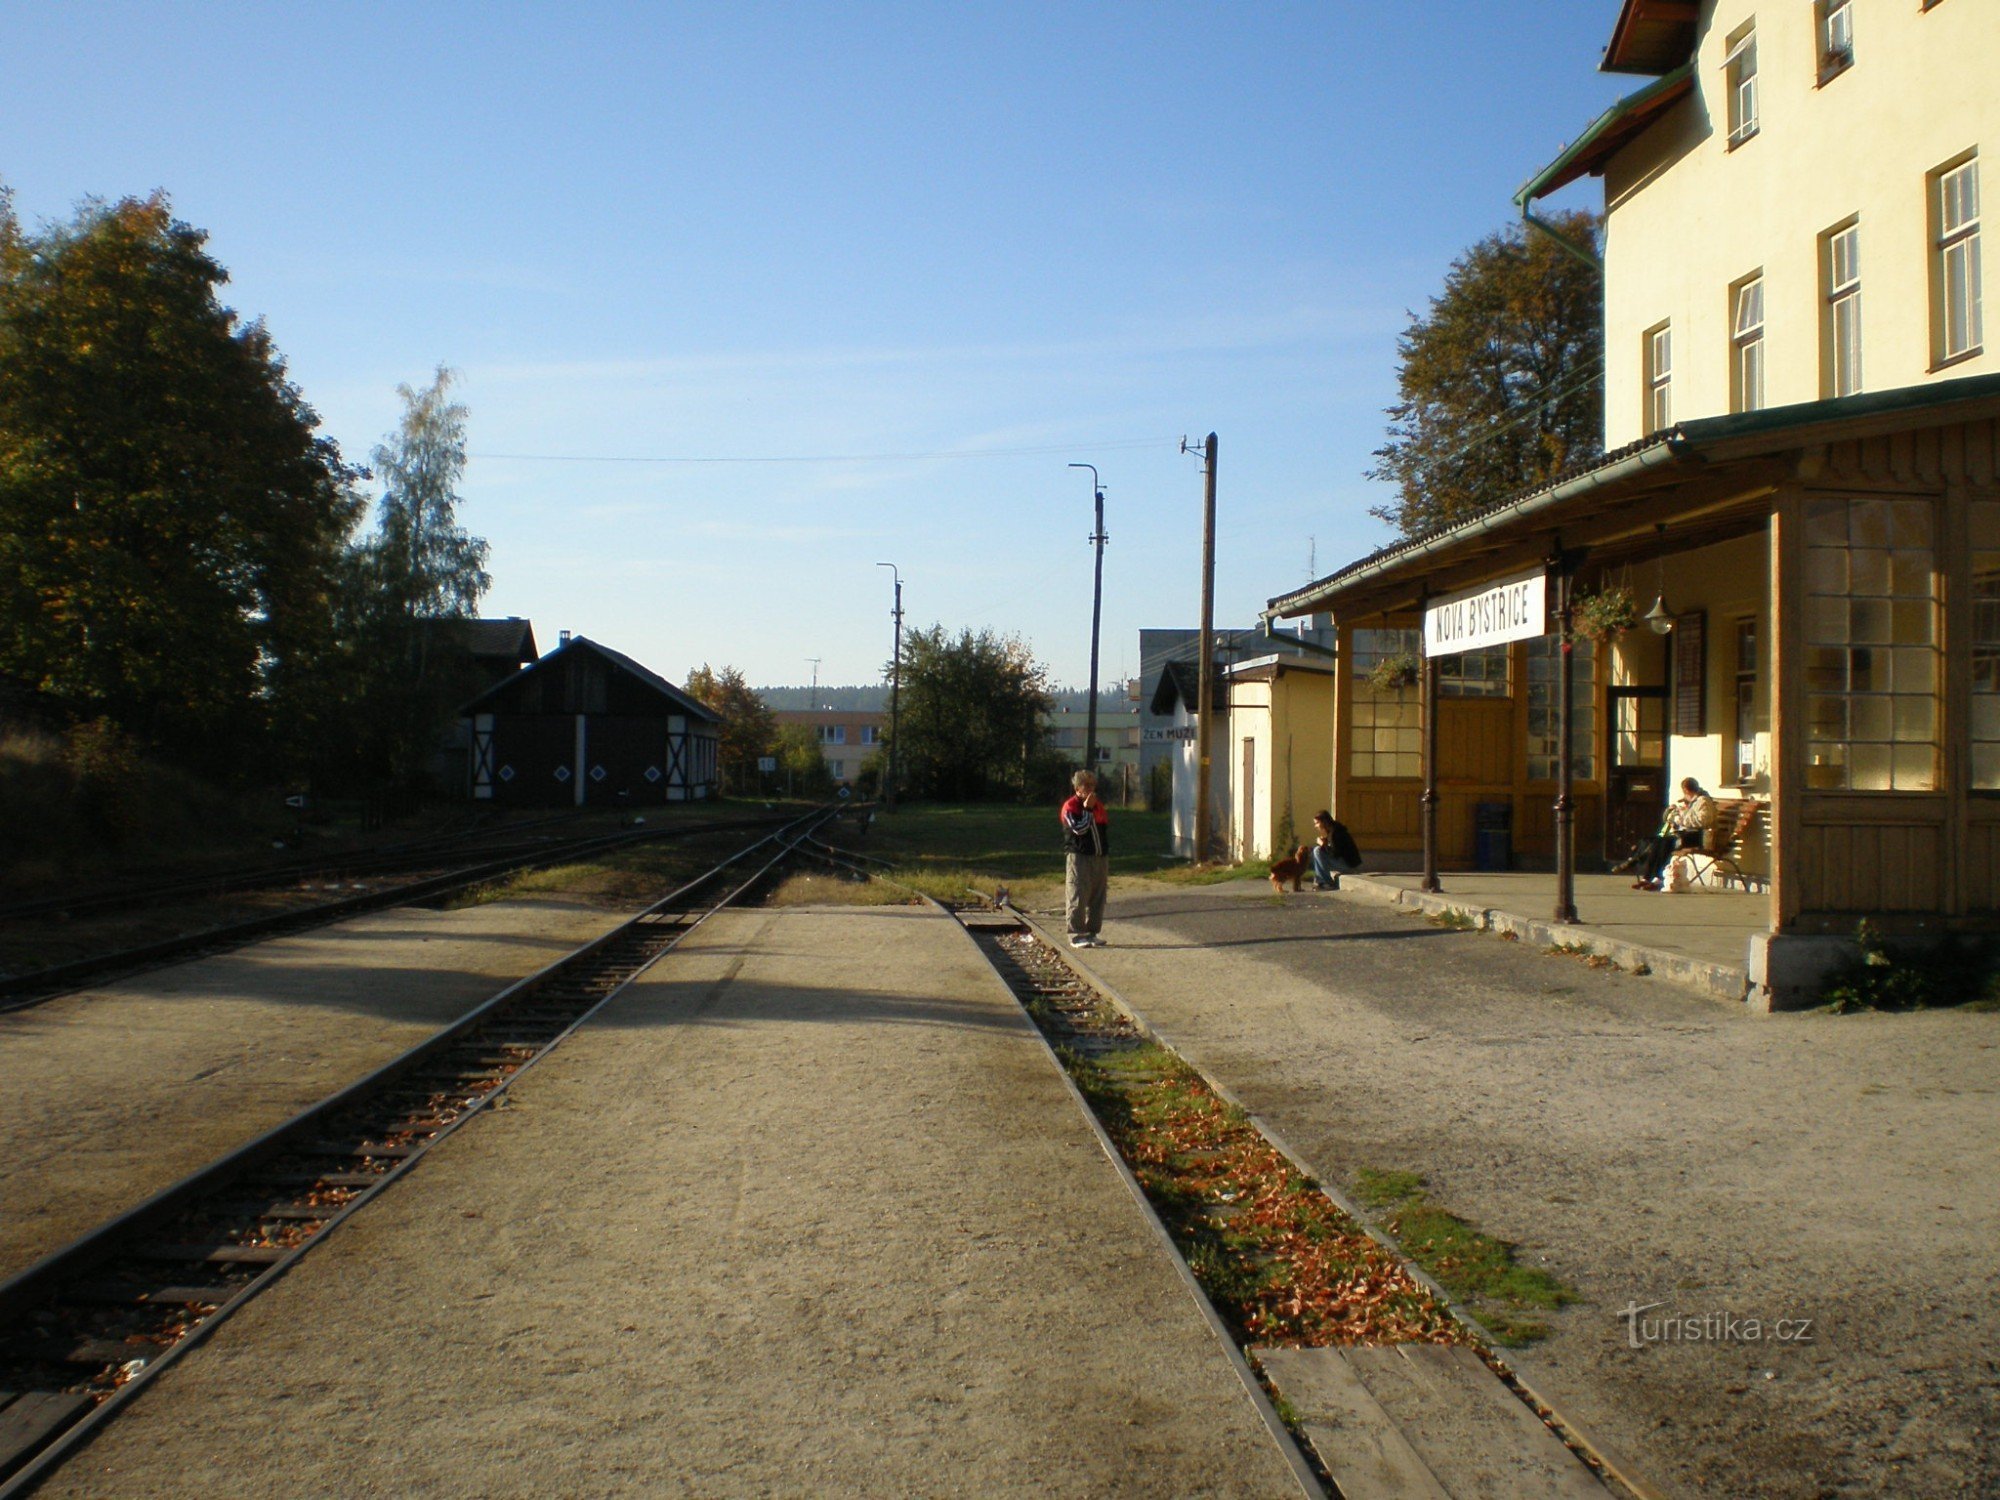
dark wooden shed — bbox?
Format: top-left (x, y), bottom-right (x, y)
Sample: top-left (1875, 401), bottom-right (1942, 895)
top-left (461, 636), bottom-right (720, 806)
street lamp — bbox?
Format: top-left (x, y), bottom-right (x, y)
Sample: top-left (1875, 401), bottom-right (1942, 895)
top-left (876, 562), bottom-right (903, 810)
top-left (1068, 463), bottom-right (1108, 773)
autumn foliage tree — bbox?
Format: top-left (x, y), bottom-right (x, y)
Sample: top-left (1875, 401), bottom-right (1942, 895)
top-left (1370, 211), bottom-right (1603, 538)
top-left (685, 664), bottom-right (774, 793)
top-left (0, 189), bottom-right (362, 765)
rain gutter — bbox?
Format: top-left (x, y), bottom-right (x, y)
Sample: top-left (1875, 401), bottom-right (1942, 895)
top-left (1264, 435), bottom-right (1688, 621)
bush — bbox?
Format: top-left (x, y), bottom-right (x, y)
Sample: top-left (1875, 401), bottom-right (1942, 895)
top-left (1822, 921), bottom-right (1998, 1012)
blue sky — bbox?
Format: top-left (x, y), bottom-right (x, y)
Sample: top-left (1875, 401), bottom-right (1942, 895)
top-left (4, 2), bottom-right (1623, 690)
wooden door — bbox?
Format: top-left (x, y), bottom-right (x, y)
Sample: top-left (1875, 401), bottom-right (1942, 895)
top-left (1242, 738), bottom-right (1257, 861)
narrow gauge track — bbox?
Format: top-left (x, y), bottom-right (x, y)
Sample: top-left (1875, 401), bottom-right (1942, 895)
top-left (0, 810), bottom-right (582, 926)
top-left (0, 808), bottom-right (837, 1497)
top-left (0, 812), bottom-right (791, 1012)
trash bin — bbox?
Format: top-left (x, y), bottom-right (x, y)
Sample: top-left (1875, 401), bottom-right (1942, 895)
top-left (1473, 801), bottom-right (1512, 871)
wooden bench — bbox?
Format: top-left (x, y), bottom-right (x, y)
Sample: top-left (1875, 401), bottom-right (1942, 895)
top-left (1676, 797), bottom-right (1765, 892)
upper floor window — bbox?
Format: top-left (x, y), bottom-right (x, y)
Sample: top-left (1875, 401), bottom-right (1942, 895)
top-left (817, 723), bottom-right (846, 745)
top-left (1934, 156), bottom-right (1983, 365)
top-left (1816, 0), bottom-right (1853, 82)
top-left (1645, 323), bottom-right (1672, 433)
top-left (1824, 220), bottom-right (1863, 397)
top-left (1724, 23), bottom-right (1759, 148)
top-left (859, 724), bottom-right (881, 745)
top-left (1732, 274), bottom-right (1766, 412)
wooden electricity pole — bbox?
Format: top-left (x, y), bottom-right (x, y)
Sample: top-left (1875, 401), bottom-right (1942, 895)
top-left (1193, 432), bottom-right (1219, 864)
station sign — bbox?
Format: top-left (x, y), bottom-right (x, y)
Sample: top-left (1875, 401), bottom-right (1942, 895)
top-left (1423, 568), bottom-right (1549, 657)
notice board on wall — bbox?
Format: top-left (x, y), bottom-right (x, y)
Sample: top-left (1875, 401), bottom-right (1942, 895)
top-left (1673, 610), bottom-right (1706, 737)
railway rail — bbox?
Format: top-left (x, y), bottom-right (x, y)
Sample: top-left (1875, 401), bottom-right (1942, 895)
top-left (0, 810), bottom-right (792, 1011)
top-left (0, 807), bottom-right (837, 1496)
top-left (0, 810), bottom-right (581, 927)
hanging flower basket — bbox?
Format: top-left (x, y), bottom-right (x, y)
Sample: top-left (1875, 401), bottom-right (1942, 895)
top-left (1366, 651), bottom-right (1421, 693)
top-left (1571, 586), bottom-right (1639, 642)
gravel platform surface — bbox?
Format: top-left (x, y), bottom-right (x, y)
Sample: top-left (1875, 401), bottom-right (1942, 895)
top-left (0, 896), bottom-right (627, 1280)
top-left (1050, 877), bottom-right (2000, 1500)
top-left (42, 903), bottom-right (1296, 1498)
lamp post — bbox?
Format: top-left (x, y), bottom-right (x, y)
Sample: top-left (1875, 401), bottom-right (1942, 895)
top-left (876, 562), bottom-right (903, 810)
top-left (1068, 463), bottom-right (1108, 772)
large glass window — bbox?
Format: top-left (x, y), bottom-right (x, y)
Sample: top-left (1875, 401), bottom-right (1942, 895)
top-left (1935, 157), bottom-right (1983, 363)
top-left (1973, 501), bottom-right (2000, 790)
top-left (1526, 636), bottom-right (1595, 782)
top-left (1349, 627), bottom-right (1421, 779)
top-left (1824, 222), bottom-right (1862, 398)
top-left (1805, 498), bottom-right (1939, 790)
top-left (1438, 644), bottom-right (1510, 698)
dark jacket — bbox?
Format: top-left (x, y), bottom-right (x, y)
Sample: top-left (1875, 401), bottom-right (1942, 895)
top-left (1060, 794), bottom-right (1109, 857)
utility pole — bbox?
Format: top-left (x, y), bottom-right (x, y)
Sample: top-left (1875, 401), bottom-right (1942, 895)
top-left (877, 562), bottom-right (903, 811)
top-left (1187, 433), bottom-right (1219, 864)
top-left (808, 657), bottom-right (821, 707)
top-left (1069, 463), bottom-right (1108, 771)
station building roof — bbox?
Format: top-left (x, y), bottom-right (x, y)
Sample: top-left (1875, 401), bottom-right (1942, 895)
top-left (1269, 372), bottom-right (2000, 623)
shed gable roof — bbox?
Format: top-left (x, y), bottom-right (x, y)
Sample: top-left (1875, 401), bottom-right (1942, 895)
top-left (461, 636), bottom-right (722, 721)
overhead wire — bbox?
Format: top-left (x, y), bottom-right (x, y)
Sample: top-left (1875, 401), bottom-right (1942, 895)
top-left (468, 436), bottom-right (1176, 465)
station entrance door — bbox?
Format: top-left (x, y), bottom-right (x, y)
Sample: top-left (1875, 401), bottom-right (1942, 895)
top-left (1605, 687), bottom-right (1667, 861)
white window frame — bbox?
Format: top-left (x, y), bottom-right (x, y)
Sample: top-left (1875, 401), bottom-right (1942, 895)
top-left (1936, 157), bottom-right (1983, 365)
top-left (1724, 25), bottom-right (1759, 148)
top-left (1732, 274), bottom-right (1765, 412)
top-left (1817, 0), bottom-right (1853, 80)
top-left (1645, 323), bottom-right (1672, 434)
top-left (1825, 221), bottom-right (1862, 398)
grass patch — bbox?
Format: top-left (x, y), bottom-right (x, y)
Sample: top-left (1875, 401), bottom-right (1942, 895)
top-left (1146, 857), bottom-right (1274, 887)
top-left (844, 803), bottom-right (1188, 898)
top-left (1345, 1169), bottom-right (1578, 1348)
top-left (764, 870), bottom-right (910, 907)
top-left (441, 830), bottom-right (751, 910)
top-left (1426, 909), bottom-right (1480, 931)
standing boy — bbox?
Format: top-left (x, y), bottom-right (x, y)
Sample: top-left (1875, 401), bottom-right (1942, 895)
top-left (1059, 769), bottom-right (1110, 947)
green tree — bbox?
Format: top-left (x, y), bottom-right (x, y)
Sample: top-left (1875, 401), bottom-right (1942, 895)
top-left (894, 626), bottom-right (1053, 802)
top-left (1369, 211), bottom-right (1603, 538)
top-left (771, 722), bottom-right (832, 796)
top-left (0, 190), bottom-right (362, 764)
top-left (336, 368), bottom-right (491, 788)
top-left (685, 664), bottom-right (774, 793)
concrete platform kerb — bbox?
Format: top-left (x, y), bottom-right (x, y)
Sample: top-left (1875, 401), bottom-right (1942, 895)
top-left (1334, 873), bottom-right (1752, 1006)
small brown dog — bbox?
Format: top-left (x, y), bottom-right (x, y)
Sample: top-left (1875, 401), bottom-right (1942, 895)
top-left (1268, 846), bottom-right (1311, 892)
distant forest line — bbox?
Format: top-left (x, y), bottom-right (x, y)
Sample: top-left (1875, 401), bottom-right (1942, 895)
top-left (755, 684), bottom-right (1136, 713)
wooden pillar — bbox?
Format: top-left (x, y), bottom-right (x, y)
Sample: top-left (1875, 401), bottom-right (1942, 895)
top-left (1769, 487), bottom-right (1805, 932)
top-left (1420, 634), bottom-right (1442, 893)
top-left (1553, 562), bottom-right (1580, 924)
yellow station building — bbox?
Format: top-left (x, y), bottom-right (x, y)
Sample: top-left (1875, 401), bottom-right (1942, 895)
top-left (1267, 0), bottom-right (1999, 1006)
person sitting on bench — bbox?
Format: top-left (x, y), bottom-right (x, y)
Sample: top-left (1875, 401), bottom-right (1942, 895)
top-left (1633, 778), bottom-right (1715, 890)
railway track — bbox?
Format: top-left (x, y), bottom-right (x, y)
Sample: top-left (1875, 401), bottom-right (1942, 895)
top-left (0, 808), bottom-right (836, 1496)
top-left (0, 810), bottom-right (793, 1011)
top-left (0, 811), bottom-right (581, 927)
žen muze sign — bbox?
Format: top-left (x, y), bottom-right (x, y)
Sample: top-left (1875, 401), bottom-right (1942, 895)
top-left (1423, 569), bottom-right (1548, 656)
